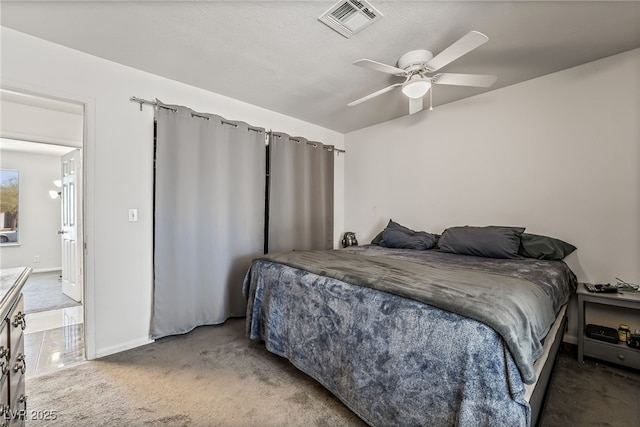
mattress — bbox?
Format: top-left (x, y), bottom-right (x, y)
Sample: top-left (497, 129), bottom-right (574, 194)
top-left (244, 246), bottom-right (576, 426)
top-left (525, 304), bottom-right (566, 402)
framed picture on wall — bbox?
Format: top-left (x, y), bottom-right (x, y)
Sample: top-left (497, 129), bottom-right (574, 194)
top-left (0, 169), bottom-right (19, 245)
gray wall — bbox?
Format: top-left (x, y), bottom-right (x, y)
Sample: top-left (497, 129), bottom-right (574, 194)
top-left (344, 49), bottom-right (640, 342)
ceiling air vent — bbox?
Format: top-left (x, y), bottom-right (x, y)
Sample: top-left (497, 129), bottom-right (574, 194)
top-left (318, 0), bottom-right (383, 39)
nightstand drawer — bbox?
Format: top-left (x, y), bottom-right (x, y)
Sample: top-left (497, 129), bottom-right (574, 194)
top-left (584, 337), bottom-right (640, 370)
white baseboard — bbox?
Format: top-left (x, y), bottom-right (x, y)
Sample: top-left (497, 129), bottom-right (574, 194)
top-left (32, 267), bottom-right (62, 273)
top-left (93, 337), bottom-right (155, 360)
top-left (563, 334), bottom-right (577, 345)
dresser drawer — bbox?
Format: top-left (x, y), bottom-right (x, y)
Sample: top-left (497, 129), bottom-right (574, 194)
top-left (8, 373), bottom-right (24, 427)
top-left (0, 321), bottom-right (8, 384)
top-left (584, 337), bottom-right (640, 370)
top-left (8, 296), bottom-right (25, 354)
top-left (8, 333), bottom-right (24, 416)
top-left (0, 378), bottom-right (8, 425)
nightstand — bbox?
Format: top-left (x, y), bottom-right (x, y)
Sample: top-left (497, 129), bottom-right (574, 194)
top-left (577, 283), bottom-right (640, 369)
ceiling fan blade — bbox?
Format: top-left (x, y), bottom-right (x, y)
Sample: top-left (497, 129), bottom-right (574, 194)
top-left (348, 83), bottom-right (403, 107)
top-left (409, 97), bottom-right (423, 115)
top-left (354, 59), bottom-right (407, 76)
top-left (425, 31), bottom-right (489, 72)
top-left (433, 73), bottom-right (497, 87)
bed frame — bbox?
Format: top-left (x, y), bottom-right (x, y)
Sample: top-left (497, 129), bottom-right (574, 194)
top-left (528, 308), bottom-right (567, 426)
top-left (245, 248), bottom-right (574, 427)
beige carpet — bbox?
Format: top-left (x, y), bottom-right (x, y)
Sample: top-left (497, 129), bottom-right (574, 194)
top-left (26, 318), bottom-right (364, 426)
top-left (26, 318), bottom-right (640, 426)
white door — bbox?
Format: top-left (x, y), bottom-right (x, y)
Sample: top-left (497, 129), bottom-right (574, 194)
top-left (61, 149), bottom-right (82, 302)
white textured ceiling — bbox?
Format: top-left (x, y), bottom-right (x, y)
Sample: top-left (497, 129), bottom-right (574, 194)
top-left (2, 1), bottom-right (639, 133)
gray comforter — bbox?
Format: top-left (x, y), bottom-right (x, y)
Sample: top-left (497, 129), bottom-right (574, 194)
top-left (244, 246), bottom-right (576, 426)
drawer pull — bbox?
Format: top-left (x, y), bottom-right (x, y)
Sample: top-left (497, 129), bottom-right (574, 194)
top-left (11, 312), bottom-right (26, 330)
top-left (617, 354), bottom-right (625, 361)
top-left (13, 353), bottom-right (26, 374)
top-left (18, 394), bottom-right (27, 413)
top-left (0, 403), bottom-right (10, 426)
top-left (0, 347), bottom-right (8, 370)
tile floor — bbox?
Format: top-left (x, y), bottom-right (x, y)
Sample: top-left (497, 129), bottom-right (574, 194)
top-left (24, 306), bottom-right (85, 377)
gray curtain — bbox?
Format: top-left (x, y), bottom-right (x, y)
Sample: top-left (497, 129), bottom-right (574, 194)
top-left (152, 100), bottom-right (265, 339)
top-left (268, 133), bottom-right (334, 253)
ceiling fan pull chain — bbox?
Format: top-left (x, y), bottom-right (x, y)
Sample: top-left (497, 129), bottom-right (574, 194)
top-left (429, 86), bottom-right (433, 111)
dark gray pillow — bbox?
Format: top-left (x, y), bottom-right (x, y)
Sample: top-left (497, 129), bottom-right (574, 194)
top-left (380, 220), bottom-right (437, 250)
top-left (518, 233), bottom-right (576, 260)
top-left (371, 231), bottom-right (384, 245)
top-left (438, 225), bottom-right (525, 259)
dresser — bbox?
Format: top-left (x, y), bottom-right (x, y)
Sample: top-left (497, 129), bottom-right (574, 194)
top-left (0, 268), bottom-right (31, 427)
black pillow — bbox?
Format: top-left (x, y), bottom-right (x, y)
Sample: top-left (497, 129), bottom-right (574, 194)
top-left (380, 220), bottom-right (437, 250)
top-left (371, 231), bottom-right (384, 245)
top-left (438, 225), bottom-right (525, 259)
top-left (518, 233), bottom-right (576, 260)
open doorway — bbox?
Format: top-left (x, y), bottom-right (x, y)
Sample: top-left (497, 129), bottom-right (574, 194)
top-left (0, 89), bottom-right (85, 377)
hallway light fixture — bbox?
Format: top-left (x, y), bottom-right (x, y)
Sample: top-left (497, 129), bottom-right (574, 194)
top-left (50, 179), bottom-right (62, 199)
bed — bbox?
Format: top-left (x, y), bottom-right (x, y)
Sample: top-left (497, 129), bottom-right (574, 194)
top-left (243, 227), bottom-right (577, 426)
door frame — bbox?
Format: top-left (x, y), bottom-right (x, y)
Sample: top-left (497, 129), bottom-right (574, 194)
top-left (1, 81), bottom-right (96, 360)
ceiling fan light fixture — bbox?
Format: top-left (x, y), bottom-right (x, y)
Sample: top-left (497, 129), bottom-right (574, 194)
top-left (402, 77), bottom-right (431, 99)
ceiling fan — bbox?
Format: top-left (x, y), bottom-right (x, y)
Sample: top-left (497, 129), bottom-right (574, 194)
top-left (347, 31), bottom-right (497, 114)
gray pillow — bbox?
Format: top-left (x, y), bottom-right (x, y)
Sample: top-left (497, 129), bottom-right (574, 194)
top-left (518, 233), bottom-right (576, 260)
top-left (370, 231), bottom-right (384, 245)
top-left (380, 220), bottom-right (437, 250)
top-left (438, 225), bottom-right (525, 259)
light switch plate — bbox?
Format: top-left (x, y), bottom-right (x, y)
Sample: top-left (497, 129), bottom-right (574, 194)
top-left (128, 209), bottom-right (138, 222)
